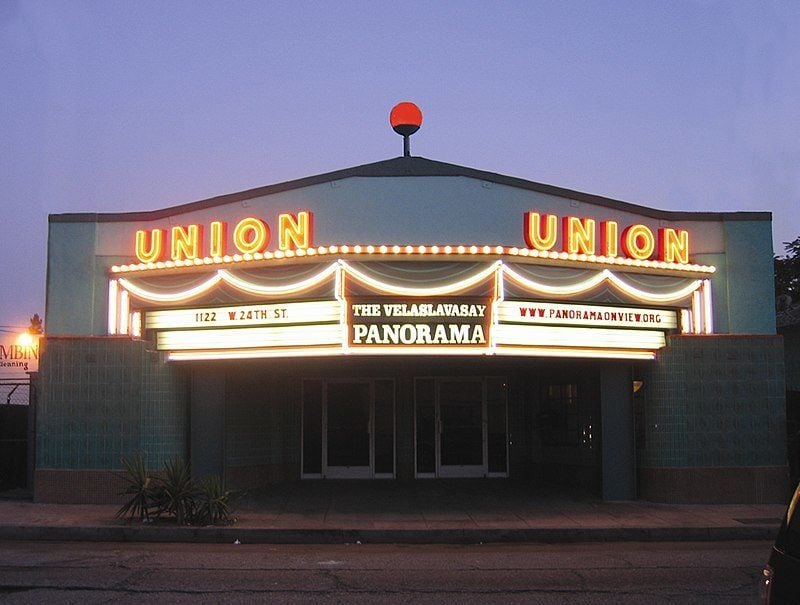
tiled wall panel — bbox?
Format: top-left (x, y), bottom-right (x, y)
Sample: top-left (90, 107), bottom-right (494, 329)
top-left (36, 338), bottom-right (188, 471)
top-left (639, 335), bottom-right (785, 469)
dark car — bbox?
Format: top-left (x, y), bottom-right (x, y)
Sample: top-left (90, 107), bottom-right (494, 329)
top-left (764, 481), bottom-right (800, 603)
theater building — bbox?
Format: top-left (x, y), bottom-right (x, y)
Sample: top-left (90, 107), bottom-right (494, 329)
top-left (37, 150), bottom-right (787, 504)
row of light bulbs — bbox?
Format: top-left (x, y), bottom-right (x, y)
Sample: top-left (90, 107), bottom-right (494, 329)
top-left (111, 244), bottom-right (716, 274)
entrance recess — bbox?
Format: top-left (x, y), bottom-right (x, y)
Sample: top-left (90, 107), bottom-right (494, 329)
top-left (415, 377), bottom-right (508, 478)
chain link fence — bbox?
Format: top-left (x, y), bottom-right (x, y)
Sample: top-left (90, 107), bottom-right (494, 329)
top-left (0, 379), bottom-right (33, 490)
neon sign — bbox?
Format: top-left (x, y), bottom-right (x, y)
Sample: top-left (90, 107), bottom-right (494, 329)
top-left (524, 212), bottom-right (689, 264)
top-left (135, 211), bottom-right (314, 263)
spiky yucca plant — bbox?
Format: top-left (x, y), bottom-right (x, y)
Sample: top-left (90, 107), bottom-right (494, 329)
top-left (115, 454), bottom-right (156, 521)
top-left (195, 475), bottom-right (237, 525)
top-left (155, 455), bottom-right (198, 525)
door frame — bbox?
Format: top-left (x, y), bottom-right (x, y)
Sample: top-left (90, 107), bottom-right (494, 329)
top-left (301, 378), bottom-right (396, 480)
top-left (435, 378), bottom-right (488, 478)
top-left (414, 376), bottom-right (509, 479)
top-left (322, 379), bottom-right (374, 479)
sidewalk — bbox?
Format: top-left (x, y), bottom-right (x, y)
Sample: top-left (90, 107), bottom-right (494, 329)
top-left (0, 480), bottom-right (786, 544)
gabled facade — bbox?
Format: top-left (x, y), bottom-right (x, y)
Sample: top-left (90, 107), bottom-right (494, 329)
top-left (37, 156), bottom-right (787, 503)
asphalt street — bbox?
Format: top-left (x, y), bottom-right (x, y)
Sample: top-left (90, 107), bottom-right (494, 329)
top-left (0, 539), bottom-right (771, 604)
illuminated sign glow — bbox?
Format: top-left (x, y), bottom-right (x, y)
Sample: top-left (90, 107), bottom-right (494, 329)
top-left (0, 336), bottom-right (40, 376)
top-left (134, 211), bottom-right (314, 263)
top-left (498, 301), bottom-right (678, 330)
top-left (142, 295), bottom-right (677, 360)
top-left (348, 298), bottom-right (491, 347)
top-left (117, 263), bottom-right (338, 304)
top-left (117, 209), bottom-right (706, 274)
top-left (502, 265), bottom-right (703, 304)
top-left (131, 277), bottom-right (688, 359)
top-left (146, 300), bottom-right (342, 330)
top-left (341, 260), bottom-right (500, 297)
top-left (493, 324), bottom-right (667, 351)
top-left (524, 212), bottom-right (690, 264)
top-left (110, 260), bottom-right (714, 345)
top-left (149, 301), bottom-right (343, 351)
top-left (109, 248), bottom-right (716, 360)
top-left (493, 346), bottom-right (656, 361)
top-left (167, 346), bottom-right (344, 361)
top-left (113, 243), bottom-right (716, 275)
top-left (111, 262), bottom-right (707, 311)
top-left (157, 324), bottom-right (343, 351)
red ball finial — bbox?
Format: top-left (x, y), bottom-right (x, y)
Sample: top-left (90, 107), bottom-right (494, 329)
top-left (390, 102), bottom-right (423, 137)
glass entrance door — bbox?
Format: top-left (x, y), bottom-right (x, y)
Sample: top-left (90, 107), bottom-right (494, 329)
top-left (324, 382), bottom-right (372, 478)
top-left (437, 379), bottom-right (486, 478)
top-left (415, 377), bottom-right (507, 478)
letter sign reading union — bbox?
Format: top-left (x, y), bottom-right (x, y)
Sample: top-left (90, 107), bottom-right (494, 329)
top-left (523, 212), bottom-right (690, 264)
top-left (135, 211), bottom-right (314, 263)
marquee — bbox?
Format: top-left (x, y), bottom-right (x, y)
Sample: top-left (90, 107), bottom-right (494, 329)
top-left (108, 255), bottom-right (713, 362)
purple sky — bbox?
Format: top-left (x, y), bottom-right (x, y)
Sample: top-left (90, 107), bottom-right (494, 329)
top-left (2, 1), bottom-right (798, 334)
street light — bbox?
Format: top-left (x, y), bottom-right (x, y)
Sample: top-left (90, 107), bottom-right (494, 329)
top-left (16, 332), bottom-right (35, 348)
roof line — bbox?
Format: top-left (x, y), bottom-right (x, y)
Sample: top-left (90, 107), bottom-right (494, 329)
top-left (49, 156), bottom-right (772, 223)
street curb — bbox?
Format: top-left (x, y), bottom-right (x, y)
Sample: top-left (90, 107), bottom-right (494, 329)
top-left (0, 524), bottom-right (780, 544)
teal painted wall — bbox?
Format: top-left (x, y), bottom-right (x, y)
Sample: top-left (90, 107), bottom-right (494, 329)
top-left (600, 364), bottom-right (635, 500)
top-left (722, 220), bottom-right (777, 334)
top-left (46, 222), bottom-right (99, 336)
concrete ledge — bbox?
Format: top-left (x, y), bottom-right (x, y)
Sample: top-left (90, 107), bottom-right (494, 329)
top-left (638, 466), bottom-right (790, 504)
top-left (0, 523), bottom-right (780, 545)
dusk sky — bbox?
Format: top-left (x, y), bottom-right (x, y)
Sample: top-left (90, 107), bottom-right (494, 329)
top-left (2, 1), bottom-right (798, 334)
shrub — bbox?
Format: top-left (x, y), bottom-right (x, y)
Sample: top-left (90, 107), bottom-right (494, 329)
top-left (155, 455), bottom-right (198, 525)
top-left (115, 453), bottom-right (157, 522)
top-left (195, 475), bottom-right (237, 525)
top-left (115, 456), bottom-right (236, 526)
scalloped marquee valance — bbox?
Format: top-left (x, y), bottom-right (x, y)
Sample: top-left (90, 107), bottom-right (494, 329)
top-left (107, 258), bottom-right (714, 362)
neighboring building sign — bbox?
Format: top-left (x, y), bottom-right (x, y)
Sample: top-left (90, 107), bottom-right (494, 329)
top-left (0, 336), bottom-right (39, 377)
top-left (348, 298), bottom-right (491, 347)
